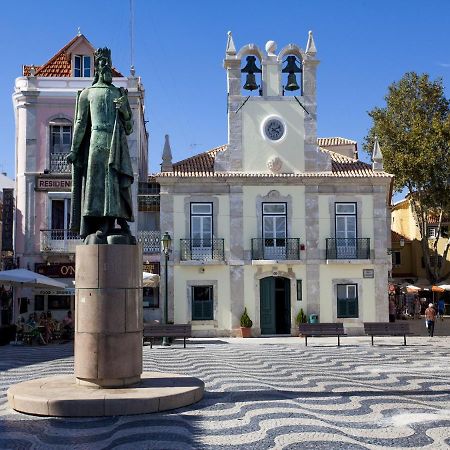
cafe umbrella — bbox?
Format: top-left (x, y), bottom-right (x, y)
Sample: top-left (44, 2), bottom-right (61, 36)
top-left (0, 269), bottom-right (67, 322)
top-left (0, 269), bottom-right (67, 289)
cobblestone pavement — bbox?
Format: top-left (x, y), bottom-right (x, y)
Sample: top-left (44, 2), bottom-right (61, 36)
top-left (1, 336), bottom-right (450, 449)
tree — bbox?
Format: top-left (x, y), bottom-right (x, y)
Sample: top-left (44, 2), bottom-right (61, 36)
top-left (364, 72), bottom-right (450, 283)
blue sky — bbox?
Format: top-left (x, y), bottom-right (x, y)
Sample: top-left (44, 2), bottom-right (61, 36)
top-left (1, 0), bottom-right (449, 179)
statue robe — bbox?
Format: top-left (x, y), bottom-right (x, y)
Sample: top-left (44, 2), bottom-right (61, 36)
top-left (70, 84), bottom-right (134, 238)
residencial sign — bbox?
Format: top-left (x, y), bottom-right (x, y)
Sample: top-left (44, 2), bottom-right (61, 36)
top-left (35, 177), bottom-right (71, 191)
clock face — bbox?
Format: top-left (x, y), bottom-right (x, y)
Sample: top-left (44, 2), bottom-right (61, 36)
top-left (264, 118), bottom-right (285, 141)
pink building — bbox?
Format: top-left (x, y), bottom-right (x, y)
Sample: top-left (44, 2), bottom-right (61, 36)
top-left (12, 33), bottom-right (154, 322)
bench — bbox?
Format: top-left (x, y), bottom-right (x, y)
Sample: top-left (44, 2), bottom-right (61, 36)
top-left (143, 324), bottom-right (192, 348)
top-left (299, 323), bottom-right (346, 346)
top-left (364, 322), bottom-right (412, 346)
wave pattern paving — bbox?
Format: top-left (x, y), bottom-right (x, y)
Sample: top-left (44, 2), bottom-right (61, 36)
top-left (1, 337), bottom-right (450, 449)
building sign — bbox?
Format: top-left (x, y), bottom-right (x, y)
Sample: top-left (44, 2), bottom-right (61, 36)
top-left (143, 262), bottom-right (160, 275)
top-left (35, 262), bottom-right (75, 278)
top-left (1, 189), bottom-right (14, 251)
top-left (34, 288), bottom-right (75, 296)
top-left (363, 269), bottom-right (375, 279)
top-left (35, 176), bottom-right (71, 191)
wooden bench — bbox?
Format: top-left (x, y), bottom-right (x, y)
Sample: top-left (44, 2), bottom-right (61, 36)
top-left (364, 322), bottom-right (412, 346)
top-left (143, 324), bottom-right (192, 348)
top-left (299, 323), bottom-right (346, 346)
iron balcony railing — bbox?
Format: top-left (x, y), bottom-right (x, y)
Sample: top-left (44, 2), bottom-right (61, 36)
top-left (251, 238), bottom-right (301, 260)
top-left (136, 230), bottom-right (161, 254)
top-left (138, 182), bottom-right (160, 211)
top-left (180, 238), bottom-right (225, 261)
top-left (40, 229), bottom-right (83, 253)
top-left (49, 153), bottom-right (71, 173)
top-left (326, 238), bottom-right (370, 259)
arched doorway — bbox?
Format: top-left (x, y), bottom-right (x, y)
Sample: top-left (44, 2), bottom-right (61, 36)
top-left (260, 277), bottom-right (291, 335)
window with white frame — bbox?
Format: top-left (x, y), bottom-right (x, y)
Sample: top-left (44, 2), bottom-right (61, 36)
top-left (74, 55), bottom-right (91, 77)
top-left (192, 285), bottom-right (214, 320)
top-left (47, 193), bottom-right (77, 241)
top-left (335, 203), bottom-right (357, 258)
top-left (50, 123), bottom-right (72, 154)
top-left (337, 284), bottom-right (358, 318)
top-left (190, 203), bottom-right (213, 247)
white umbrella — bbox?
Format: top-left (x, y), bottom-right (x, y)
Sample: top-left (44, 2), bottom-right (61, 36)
top-left (143, 272), bottom-right (160, 287)
top-left (438, 284), bottom-right (450, 291)
top-left (0, 269), bottom-right (67, 289)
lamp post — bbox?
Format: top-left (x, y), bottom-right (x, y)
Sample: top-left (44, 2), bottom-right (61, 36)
top-left (161, 231), bottom-right (172, 346)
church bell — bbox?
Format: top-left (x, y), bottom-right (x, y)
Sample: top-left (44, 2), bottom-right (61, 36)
top-left (282, 55), bottom-right (302, 92)
top-left (241, 56), bottom-right (262, 91)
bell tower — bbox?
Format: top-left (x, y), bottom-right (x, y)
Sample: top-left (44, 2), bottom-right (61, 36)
top-left (215, 31), bottom-right (330, 174)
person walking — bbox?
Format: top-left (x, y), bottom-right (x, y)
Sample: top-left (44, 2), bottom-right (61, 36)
top-left (389, 297), bottom-right (396, 322)
top-left (425, 303), bottom-right (437, 337)
top-left (437, 298), bottom-right (445, 321)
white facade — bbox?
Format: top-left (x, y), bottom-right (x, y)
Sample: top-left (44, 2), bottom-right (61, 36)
top-left (156, 33), bottom-right (393, 336)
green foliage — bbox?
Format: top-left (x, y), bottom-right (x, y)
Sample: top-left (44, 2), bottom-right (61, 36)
top-left (364, 72), bottom-right (450, 283)
top-left (240, 307), bottom-right (253, 328)
top-left (364, 72), bottom-right (450, 196)
top-left (295, 308), bottom-right (307, 324)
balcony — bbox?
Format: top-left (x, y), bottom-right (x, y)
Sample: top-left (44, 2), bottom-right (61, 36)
top-left (251, 238), bottom-right (301, 260)
top-left (326, 238), bottom-right (370, 260)
top-left (180, 239), bottom-right (225, 262)
top-left (49, 153), bottom-right (71, 173)
top-left (137, 230), bottom-right (161, 254)
top-left (40, 229), bottom-right (83, 253)
top-left (138, 181), bottom-right (160, 212)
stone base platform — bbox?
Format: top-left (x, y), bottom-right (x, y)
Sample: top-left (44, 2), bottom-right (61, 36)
top-left (7, 372), bottom-right (204, 417)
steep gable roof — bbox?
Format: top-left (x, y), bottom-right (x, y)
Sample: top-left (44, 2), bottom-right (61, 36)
top-left (23, 34), bottom-right (123, 77)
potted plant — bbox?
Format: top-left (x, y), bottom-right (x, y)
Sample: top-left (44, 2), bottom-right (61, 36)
top-left (240, 307), bottom-right (253, 338)
top-left (296, 308), bottom-right (307, 336)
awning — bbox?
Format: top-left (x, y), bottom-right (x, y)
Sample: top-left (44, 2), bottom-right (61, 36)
top-left (0, 268), bottom-right (66, 289)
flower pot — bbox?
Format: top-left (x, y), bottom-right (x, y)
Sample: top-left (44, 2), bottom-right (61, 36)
top-left (240, 326), bottom-right (252, 338)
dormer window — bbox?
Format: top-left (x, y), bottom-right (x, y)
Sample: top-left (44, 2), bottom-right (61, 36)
top-left (74, 55), bottom-right (91, 77)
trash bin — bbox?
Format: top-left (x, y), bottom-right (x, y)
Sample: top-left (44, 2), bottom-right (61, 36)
top-left (309, 314), bottom-right (318, 324)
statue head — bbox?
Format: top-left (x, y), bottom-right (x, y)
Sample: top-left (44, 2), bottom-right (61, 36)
top-left (93, 47), bottom-right (113, 85)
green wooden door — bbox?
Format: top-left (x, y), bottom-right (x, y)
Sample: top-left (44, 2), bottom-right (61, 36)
top-left (281, 277), bottom-right (291, 333)
top-left (260, 277), bottom-right (276, 334)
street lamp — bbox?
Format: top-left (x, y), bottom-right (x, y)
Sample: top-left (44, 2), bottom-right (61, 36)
top-left (161, 231), bottom-right (172, 346)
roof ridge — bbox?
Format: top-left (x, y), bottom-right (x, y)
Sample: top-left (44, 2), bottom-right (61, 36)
top-left (317, 136), bottom-right (357, 144)
top-left (34, 34), bottom-right (83, 76)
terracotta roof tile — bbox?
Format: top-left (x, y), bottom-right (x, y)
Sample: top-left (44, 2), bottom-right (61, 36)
top-left (157, 141), bottom-right (392, 179)
top-left (172, 145), bottom-right (226, 175)
top-left (23, 34), bottom-right (123, 78)
top-left (317, 137), bottom-right (357, 146)
top-left (391, 230), bottom-right (410, 243)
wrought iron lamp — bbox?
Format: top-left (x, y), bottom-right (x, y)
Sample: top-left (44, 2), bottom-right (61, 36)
top-left (161, 231), bottom-right (172, 346)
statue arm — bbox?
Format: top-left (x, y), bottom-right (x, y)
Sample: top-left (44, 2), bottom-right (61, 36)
top-left (67, 91), bottom-right (89, 164)
top-left (118, 87), bottom-right (133, 136)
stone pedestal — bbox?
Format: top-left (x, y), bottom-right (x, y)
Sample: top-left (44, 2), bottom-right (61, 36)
top-left (74, 244), bottom-right (143, 388)
top-left (8, 243), bottom-right (205, 417)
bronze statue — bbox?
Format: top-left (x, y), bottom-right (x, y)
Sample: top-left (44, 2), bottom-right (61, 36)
top-left (67, 47), bottom-right (135, 244)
